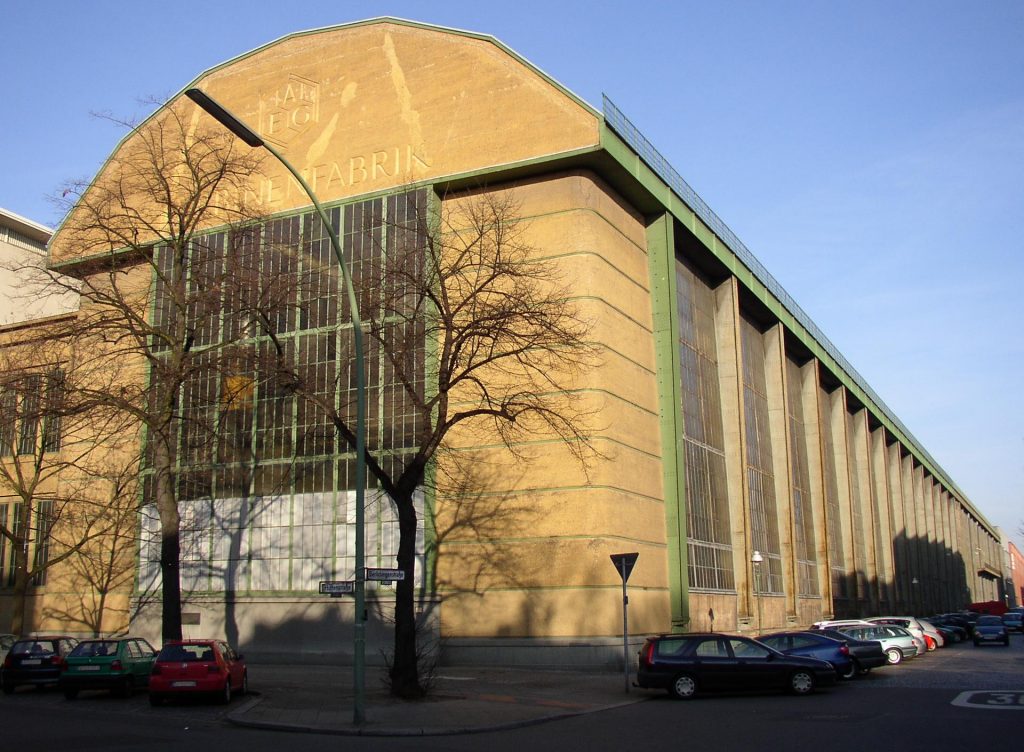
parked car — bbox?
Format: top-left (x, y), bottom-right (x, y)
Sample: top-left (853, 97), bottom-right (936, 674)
top-left (834, 624), bottom-right (919, 664)
top-left (60, 637), bottom-right (158, 699)
top-left (1001, 612), bottom-right (1023, 634)
top-left (636, 633), bottom-right (837, 699)
top-left (973, 615), bottom-right (1010, 646)
top-left (758, 631), bottom-right (855, 679)
top-left (916, 619), bottom-right (947, 649)
top-left (148, 640), bottom-right (247, 705)
top-left (927, 617), bottom-right (967, 643)
top-left (1, 637), bottom-right (79, 693)
top-left (868, 617), bottom-right (935, 651)
top-left (808, 629), bottom-right (888, 674)
top-left (810, 619), bottom-right (874, 630)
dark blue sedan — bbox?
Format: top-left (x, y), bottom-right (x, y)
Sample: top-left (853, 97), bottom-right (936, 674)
top-left (758, 631), bottom-right (855, 679)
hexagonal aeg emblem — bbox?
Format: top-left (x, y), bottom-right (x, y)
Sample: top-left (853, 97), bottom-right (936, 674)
top-left (259, 74), bottom-right (320, 147)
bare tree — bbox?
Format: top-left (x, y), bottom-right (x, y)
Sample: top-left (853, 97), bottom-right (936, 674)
top-left (272, 188), bottom-right (597, 698)
top-left (48, 101), bottom-right (269, 643)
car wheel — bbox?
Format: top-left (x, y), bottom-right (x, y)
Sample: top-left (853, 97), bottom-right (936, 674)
top-left (149, 693), bottom-right (163, 707)
top-left (64, 688), bottom-right (79, 700)
top-left (973, 640), bottom-right (980, 647)
top-left (839, 662), bottom-right (857, 680)
top-left (669, 673), bottom-right (697, 700)
top-left (220, 678), bottom-right (232, 705)
top-left (790, 671), bottom-right (816, 695)
top-left (2, 682), bottom-right (15, 695)
top-left (885, 648), bottom-right (903, 665)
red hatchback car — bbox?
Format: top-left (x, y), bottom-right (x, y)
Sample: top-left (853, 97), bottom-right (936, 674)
top-left (148, 640), bottom-right (247, 706)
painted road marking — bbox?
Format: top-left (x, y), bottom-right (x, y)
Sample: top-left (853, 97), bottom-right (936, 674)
top-left (952, 690), bottom-right (1024, 709)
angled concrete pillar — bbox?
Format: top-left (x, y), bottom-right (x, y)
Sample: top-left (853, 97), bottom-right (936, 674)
top-left (870, 428), bottom-right (894, 612)
top-left (764, 324), bottom-right (795, 623)
top-left (714, 278), bottom-right (751, 623)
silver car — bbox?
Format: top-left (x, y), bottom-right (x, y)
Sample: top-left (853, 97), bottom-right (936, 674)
top-left (836, 624), bottom-right (919, 665)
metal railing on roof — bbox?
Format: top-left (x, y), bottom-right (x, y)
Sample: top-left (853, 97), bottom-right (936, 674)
top-left (601, 94), bottom-right (957, 496)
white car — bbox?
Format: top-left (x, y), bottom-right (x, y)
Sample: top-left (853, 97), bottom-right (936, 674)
top-left (868, 617), bottom-right (936, 651)
top-left (835, 624), bottom-right (920, 664)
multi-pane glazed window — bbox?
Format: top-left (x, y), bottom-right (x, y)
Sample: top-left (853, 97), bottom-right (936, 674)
top-left (785, 358), bottom-right (818, 596)
top-left (0, 500), bottom-right (53, 588)
top-left (138, 190), bottom-right (428, 595)
top-left (676, 260), bottom-right (733, 591)
top-left (0, 370), bottom-right (64, 457)
top-left (740, 317), bottom-right (783, 594)
top-left (818, 387), bottom-right (847, 599)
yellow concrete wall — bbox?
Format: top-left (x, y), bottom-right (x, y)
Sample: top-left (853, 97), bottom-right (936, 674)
top-left (435, 172), bottom-right (668, 639)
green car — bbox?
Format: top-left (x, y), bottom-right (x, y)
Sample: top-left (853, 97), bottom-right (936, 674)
top-left (60, 638), bottom-right (158, 698)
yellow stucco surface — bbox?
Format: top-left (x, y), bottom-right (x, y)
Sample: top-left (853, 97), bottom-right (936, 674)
top-left (51, 21), bottom-right (600, 265)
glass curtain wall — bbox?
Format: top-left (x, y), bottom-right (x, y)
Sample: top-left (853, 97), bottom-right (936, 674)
top-left (676, 259), bottom-right (733, 591)
top-left (740, 317), bottom-right (783, 594)
top-left (138, 189), bottom-right (428, 595)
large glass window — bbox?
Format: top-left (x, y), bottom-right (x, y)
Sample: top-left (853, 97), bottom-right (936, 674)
top-left (676, 260), bottom-right (733, 591)
top-left (138, 190), bottom-right (428, 594)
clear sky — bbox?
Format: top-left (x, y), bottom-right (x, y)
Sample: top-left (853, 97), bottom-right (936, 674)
top-left (3, 1), bottom-right (1022, 552)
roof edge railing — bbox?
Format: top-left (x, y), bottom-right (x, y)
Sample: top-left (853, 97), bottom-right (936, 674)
top-left (601, 94), bottom-right (963, 501)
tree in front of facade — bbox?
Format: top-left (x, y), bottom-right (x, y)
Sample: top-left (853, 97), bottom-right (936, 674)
top-left (50, 103), bottom-right (268, 643)
top-left (0, 325), bottom-right (137, 635)
top-left (271, 188), bottom-right (597, 698)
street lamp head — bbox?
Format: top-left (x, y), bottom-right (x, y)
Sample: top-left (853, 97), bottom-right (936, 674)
top-left (185, 88), bottom-right (265, 148)
top-left (751, 550), bottom-right (763, 565)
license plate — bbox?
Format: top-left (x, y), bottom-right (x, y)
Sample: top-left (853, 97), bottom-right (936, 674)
top-left (171, 681), bottom-right (196, 688)
top-left (21, 659), bottom-right (41, 666)
top-left (78, 665), bottom-right (101, 671)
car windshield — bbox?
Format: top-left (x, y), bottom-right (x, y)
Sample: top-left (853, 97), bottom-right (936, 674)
top-left (158, 643), bottom-right (216, 662)
top-left (977, 616), bottom-right (1002, 625)
top-left (70, 641), bottom-right (120, 657)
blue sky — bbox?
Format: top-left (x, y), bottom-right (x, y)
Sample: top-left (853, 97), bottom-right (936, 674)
top-left (3, 1), bottom-right (1022, 552)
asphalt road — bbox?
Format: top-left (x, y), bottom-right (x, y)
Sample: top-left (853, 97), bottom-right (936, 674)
top-left (1, 634), bottom-right (1021, 752)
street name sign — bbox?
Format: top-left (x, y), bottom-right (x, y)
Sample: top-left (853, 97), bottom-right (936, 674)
top-left (319, 580), bottom-right (355, 596)
top-left (365, 568), bottom-right (406, 582)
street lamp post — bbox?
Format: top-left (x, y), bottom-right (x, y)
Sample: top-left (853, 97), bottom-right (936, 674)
top-left (751, 550), bottom-right (764, 633)
top-left (185, 88), bottom-right (369, 725)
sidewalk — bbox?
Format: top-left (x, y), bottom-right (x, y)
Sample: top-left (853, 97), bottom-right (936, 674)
top-left (226, 664), bottom-right (653, 736)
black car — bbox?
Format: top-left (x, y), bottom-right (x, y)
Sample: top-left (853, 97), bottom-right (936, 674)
top-left (810, 629), bottom-right (888, 674)
top-left (1, 636), bottom-right (79, 693)
top-left (636, 633), bottom-right (837, 699)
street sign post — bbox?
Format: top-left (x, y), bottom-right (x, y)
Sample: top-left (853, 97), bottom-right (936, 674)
top-left (319, 580), bottom-right (355, 597)
top-left (610, 552), bottom-right (639, 693)
top-left (365, 568), bottom-right (405, 585)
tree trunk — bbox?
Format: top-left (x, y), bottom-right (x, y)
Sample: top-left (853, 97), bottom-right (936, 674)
top-left (153, 439), bottom-right (182, 644)
top-left (389, 492), bottom-right (423, 698)
top-left (9, 549), bottom-right (30, 636)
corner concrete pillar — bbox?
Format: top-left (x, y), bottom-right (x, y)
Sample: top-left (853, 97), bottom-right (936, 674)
top-left (645, 212), bottom-right (689, 630)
